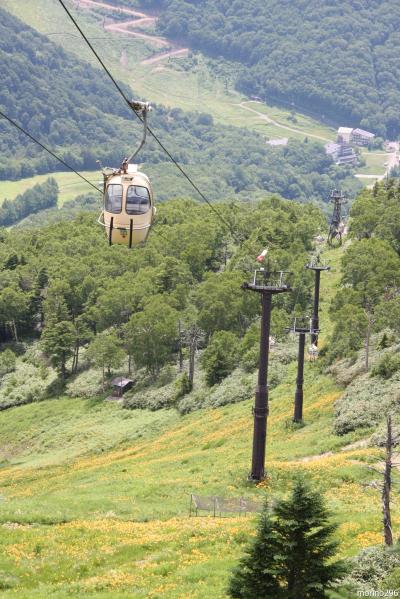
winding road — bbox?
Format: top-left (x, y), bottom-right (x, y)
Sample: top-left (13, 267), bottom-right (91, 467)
top-left (237, 101), bottom-right (332, 143)
top-left (74, 0), bottom-right (188, 60)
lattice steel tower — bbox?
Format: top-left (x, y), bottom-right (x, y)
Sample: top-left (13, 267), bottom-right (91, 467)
top-left (328, 189), bottom-right (347, 246)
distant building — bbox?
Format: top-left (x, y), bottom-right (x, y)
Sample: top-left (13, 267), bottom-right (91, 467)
top-left (351, 128), bottom-right (375, 146)
top-left (337, 144), bottom-right (358, 165)
top-left (325, 142), bottom-right (341, 160)
top-left (337, 127), bottom-right (353, 144)
top-left (337, 126), bottom-right (375, 147)
top-left (325, 141), bottom-right (357, 166)
top-left (267, 137), bottom-right (289, 146)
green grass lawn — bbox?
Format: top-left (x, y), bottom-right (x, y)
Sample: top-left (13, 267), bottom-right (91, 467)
top-left (241, 101), bottom-right (336, 141)
top-left (357, 151), bottom-right (389, 176)
top-left (0, 171), bottom-right (101, 206)
top-left (0, 368), bottom-right (384, 598)
top-left (318, 243), bottom-right (345, 343)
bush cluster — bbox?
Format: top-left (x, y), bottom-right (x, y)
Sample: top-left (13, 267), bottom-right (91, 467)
top-left (371, 352), bottom-right (400, 379)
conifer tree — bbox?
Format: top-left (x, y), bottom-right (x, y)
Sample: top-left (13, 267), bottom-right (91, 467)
top-left (228, 509), bottom-right (283, 599)
top-left (41, 320), bottom-right (76, 380)
top-left (275, 478), bottom-right (343, 598)
top-left (228, 479), bottom-right (344, 599)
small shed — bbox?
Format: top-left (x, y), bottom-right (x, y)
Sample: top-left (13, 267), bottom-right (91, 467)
top-left (111, 377), bottom-right (134, 398)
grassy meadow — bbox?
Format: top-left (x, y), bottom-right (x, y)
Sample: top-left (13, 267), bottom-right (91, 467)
top-left (0, 369), bottom-right (385, 598)
top-left (357, 151), bottom-right (390, 176)
top-left (0, 171), bottom-right (101, 206)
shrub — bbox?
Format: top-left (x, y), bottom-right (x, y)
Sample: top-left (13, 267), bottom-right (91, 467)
top-left (201, 331), bottom-right (239, 386)
top-left (66, 368), bottom-right (103, 398)
top-left (334, 372), bottom-right (400, 435)
top-left (241, 345), bottom-right (259, 372)
top-left (175, 372), bottom-right (192, 399)
top-left (177, 368), bottom-right (256, 414)
top-left (340, 545), bottom-right (400, 594)
top-left (123, 382), bottom-right (177, 411)
top-left (371, 352), bottom-right (400, 379)
top-left (0, 361), bottom-right (56, 409)
top-left (0, 349), bottom-right (16, 376)
top-left (177, 389), bottom-right (207, 415)
top-left (156, 365), bottom-right (176, 387)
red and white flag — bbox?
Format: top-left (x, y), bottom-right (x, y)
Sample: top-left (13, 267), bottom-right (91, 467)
top-left (256, 248), bottom-right (268, 263)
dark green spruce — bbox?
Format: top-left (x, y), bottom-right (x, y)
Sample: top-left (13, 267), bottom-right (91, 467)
top-left (228, 478), bottom-right (344, 599)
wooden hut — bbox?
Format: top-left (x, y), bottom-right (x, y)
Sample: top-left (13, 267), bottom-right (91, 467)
top-left (110, 377), bottom-right (134, 398)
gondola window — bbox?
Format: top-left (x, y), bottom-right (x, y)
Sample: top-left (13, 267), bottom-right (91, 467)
top-left (105, 184), bottom-right (123, 213)
top-left (126, 186), bottom-right (150, 215)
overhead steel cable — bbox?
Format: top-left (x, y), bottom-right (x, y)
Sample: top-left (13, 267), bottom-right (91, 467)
top-left (56, 0), bottom-right (241, 241)
top-left (0, 109), bottom-right (102, 194)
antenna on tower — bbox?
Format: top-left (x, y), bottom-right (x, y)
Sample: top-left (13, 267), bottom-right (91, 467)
top-left (328, 189), bottom-right (347, 246)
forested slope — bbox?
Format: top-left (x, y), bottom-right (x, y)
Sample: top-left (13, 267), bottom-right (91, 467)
top-left (0, 7), bottom-right (357, 202)
top-left (150, 0), bottom-right (400, 138)
top-left (0, 195), bottom-right (322, 408)
top-left (324, 179), bottom-right (400, 436)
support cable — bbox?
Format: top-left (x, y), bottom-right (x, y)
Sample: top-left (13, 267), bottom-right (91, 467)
top-left (56, 0), bottom-right (240, 240)
top-left (0, 109), bottom-right (102, 194)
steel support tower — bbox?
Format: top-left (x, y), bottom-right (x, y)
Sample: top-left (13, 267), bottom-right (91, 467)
top-left (306, 256), bottom-right (330, 345)
top-left (286, 317), bottom-right (319, 423)
top-left (242, 269), bottom-right (291, 481)
top-left (328, 189), bottom-right (347, 246)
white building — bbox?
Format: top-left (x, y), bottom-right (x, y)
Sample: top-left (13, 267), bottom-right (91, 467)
top-left (337, 127), bottom-right (353, 144)
top-left (351, 128), bottom-right (375, 146)
top-left (337, 126), bottom-right (375, 147)
top-left (266, 138), bottom-right (289, 146)
top-left (325, 141), bottom-right (357, 166)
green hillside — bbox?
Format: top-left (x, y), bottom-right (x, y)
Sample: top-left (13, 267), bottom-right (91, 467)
top-left (1, 3), bottom-right (400, 597)
top-left (0, 181), bottom-right (399, 595)
top-left (0, 366), bottom-right (381, 598)
top-left (0, 5), bottom-right (362, 205)
top-left (1, 0), bottom-right (336, 140)
top-left (0, 239), bottom-right (396, 597)
top-left (153, 0), bottom-right (400, 138)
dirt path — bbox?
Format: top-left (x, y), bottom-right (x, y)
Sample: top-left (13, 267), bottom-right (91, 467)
top-left (237, 101), bottom-right (332, 143)
top-left (141, 48), bottom-right (189, 65)
top-left (78, 0), bottom-right (187, 57)
top-left (105, 17), bottom-right (157, 30)
top-left (105, 24), bottom-right (169, 47)
top-left (76, 0), bottom-right (147, 18)
top-left (296, 439), bottom-right (370, 464)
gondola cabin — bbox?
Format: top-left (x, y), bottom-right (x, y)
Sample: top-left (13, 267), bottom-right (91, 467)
top-left (99, 164), bottom-right (156, 247)
top-left (98, 100), bottom-right (156, 248)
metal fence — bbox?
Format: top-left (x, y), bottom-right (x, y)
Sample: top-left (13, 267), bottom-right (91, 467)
top-left (189, 494), bottom-right (263, 517)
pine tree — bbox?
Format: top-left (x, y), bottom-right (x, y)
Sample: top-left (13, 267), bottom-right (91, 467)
top-left (275, 478), bottom-right (344, 599)
top-left (41, 320), bottom-right (76, 380)
top-left (228, 508), bottom-right (284, 599)
top-left (228, 479), bottom-right (344, 599)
